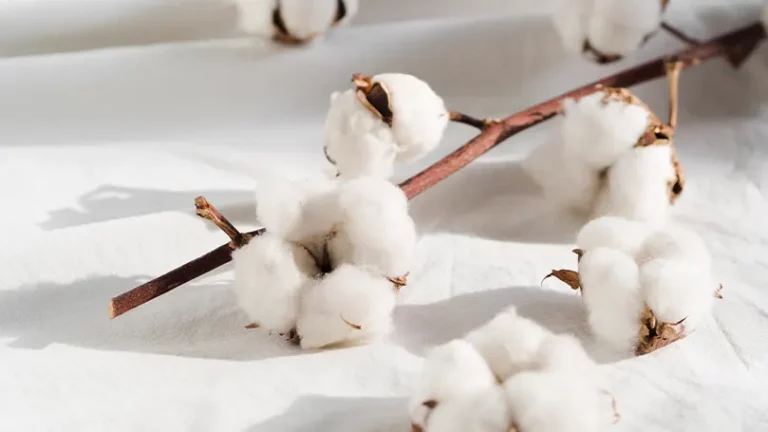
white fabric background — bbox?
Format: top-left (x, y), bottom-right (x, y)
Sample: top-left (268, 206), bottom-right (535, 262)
top-left (2, 0), bottom-right (768, 430)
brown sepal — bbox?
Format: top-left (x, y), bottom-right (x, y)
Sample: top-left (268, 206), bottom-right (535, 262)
top-left (341, 315), bottom-right (362, 330)
top-left (582, 40), bottom-right (622, 64)
top-left (388, 273), bottom-right (409, 292)
top-left (542, 269), bottom-right (581, 291)
top-left (715, 283), bottom-right (724, 299)
top-left (332, 0), bottom-right (347, 26)
top-left (352, 74), bottom-right (394, 127)
top-left (244, 322), bottom-right (260, 329)
top-left (635, 306), bottom-right (687, 355)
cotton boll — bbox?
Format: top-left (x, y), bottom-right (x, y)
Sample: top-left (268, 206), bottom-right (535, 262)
top-left (576, 216), bottom-right (651, 256)
top-left (235, 0), bottom-right (276, 37)
top-left (635, 225), bottom-right (712, 268)
top-left (370, 73), bottom-right (449, 162)
top-left (296, 264), bottom-right (396, 349)
top-left (536, 333), bottom-right (596, 375)
top-left (254, 175), bottom-right (339, 259)
top-left (552, 0), bottom-right (594, 53)
top-left (232, 233), bottom-right (319, 333)
top-left (561, 92), bottom-right (650, 170)
top-left (587, 0), bottom-right (663, 59)
top-left (595, 145), bottom-right (676, 226)
top-left (328, 177), bottom-right (416, 277)
top-left (523, 135), bottom-right (600, 213)
top-left (238, 0), bottom-right (356, 42)
top-left (579, 247), bottom-right (645, 353)
top-left (504, 370), bottom-right (608, 432)
top-left (277, 0), bottom-right (339, 41)
top-left (640, 258), bottom-right (717, 332)
top-left (323, 89), bottom-right (398, 179)
top-left (464, 307), bottom-right (551, 381)
top-left (424, 387), bottom-right (511, 432)
top-left (409, 340), bottom-right (496, 429)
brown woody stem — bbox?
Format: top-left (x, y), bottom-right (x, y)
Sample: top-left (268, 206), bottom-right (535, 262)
top-left (661, 21), bottom-right (701, 46)
top-left (109, 21), bottom-right (766, 318)
top-left (666, 61), bottom-right (683, 130)
top-left (194, 196), bottom-right (252, 248)
top-left (399, 22), bottom-right (766, 199)
top-left (449, 111), bottom-right (497, 130)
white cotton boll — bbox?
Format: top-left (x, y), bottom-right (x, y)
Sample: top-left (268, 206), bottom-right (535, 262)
top-left (504, 370), bottom-right (608, 432)
top-left (235, 0), bottom-right (276, 37)
top-left (640, 259), bottom-right (717, 331)
top-left (635, 225), bottom-right (712, 268)
top-left (588, 0), bottom-right (663, 58)
top-left (552, 0), bottom-right (594, 53)
top-left (579, 247), bottom-right (645, 353)
top-left (464, 307), bottom-right (551, 381)
top-left (576, 216), bottom-right (652, 256)
top-left (278, 0), bottom-right (338, 41)
top-left (232, 233), bottom-right (319, 333)
top-left (536, 333), bottom-right (597, 375)
top-left (409, 340), bottom-right (496, 429)
top-left (370, 73), bottom-right (449, 162)
top-left (254, 174), bottom-right (339, 258)
top-left (323, 89), bottom-right (397, 180)
top-left (296, 264), bottom-right (396, 349)
top-left (424, 387), bottom-right (511, 432)
top-left (523, 136), bottom-right (600, 213)
top-left (561, 92), bottom-right (650, 170)
top-left (595, 145), bottom-right (676, 226)
top-left (328, 177), bottom-right (416, 277)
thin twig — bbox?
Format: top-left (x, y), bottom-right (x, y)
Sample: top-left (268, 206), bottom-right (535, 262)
top-left (661, 21), bottom-right (701, 46)
top-left (399, 22), bottom-right (766, 199)
top-left (195, 196), bottom-right (252, 248)
top-left (109, 21), bottom-right (766, 319)
top-left (449, 111), bottom-right (497, 130)
top-left (666, 61), bottom-right (684, 130)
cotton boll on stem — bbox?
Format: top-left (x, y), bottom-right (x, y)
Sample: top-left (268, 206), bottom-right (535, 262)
top-left (595, 145), bottom-right (676, 226)
top-left (296, 264), bottom-right (396, 349)
top-left (464, 307), bottom-right (551, 382)
top-left (328, 177), bottom-right (416, 278)
top-left (552, 0), bottom-right (594, 53)
top-left (579, 247), bottom-right (645, 354)
top-left (587, 0), bottom-right (664, 60)
top-left (635, 225), bottom-right (712, 268)
top-left (576, 216), bottom-right (651, 256)
top-left (232, 233), bottom-right (319, 333)
top-left (504, 370), bottom-right (609, 432)
top-left (409, 340), bottom-right (496, 430)
top-left (423, 387), bottom-right (511, 432)
top-left (561, 92), bottom-right (650, 171)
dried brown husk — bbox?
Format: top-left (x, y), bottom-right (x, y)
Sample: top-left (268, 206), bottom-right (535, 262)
top-left (542, 269), bottom-right (581, 291)
top-left (635, 306), bottom-right (687, 355)
top-left (352, 74), bottom-right (394, 127)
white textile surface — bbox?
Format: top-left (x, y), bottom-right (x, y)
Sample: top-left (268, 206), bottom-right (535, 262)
top-left (2, 0), bottom-right (768, 431)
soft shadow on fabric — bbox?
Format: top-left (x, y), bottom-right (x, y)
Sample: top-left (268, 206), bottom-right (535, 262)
top-left (247, 394), bottom-right (409, 432)
top-left (0, 275), bottom-right (303, 361)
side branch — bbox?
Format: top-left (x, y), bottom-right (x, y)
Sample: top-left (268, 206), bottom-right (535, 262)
top-left (195, 196), bottom-right (252, 248)
top-left (399, 22), bottom-right (766, 199)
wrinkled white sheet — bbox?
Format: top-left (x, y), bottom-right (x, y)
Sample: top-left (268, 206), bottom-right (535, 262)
top-left (2, 0), bottom-right (768, 430)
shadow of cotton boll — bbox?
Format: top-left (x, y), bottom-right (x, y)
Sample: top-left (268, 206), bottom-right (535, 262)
top-left (392, 286), bottom-right (591, 357)
top-left (0, 275), bottom-right (303, 361)
top-left (248, 394), bottom-right (409, 432)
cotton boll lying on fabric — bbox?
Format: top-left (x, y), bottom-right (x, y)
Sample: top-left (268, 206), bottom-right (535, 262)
top-left (371, 73), bottom-right (450, 162)
top-left (522, 135), bottom-right (600, 213)
top-left (323, 90), bottom-right (397, 180)
top-left (409, 340), bottom-right (496, 429)
top-left (464, 307), bottom-right (551, 381)
top-left (640, 258), bottom-right (717, 332)
top-left (595, 145), bottom-right (676, 226)
top-left (504, 370), bottom-right (609, 432)
top-left (587, 0), bottom-right (664, 59)
top-left (296, 264), bottom-right (395, 349)
top-left (423, 387), bottom-right (511, 432)
top-left (579, 247), bottom-right (645, 353)
top-left (328, 177), bottom-right (415, 277)
top-left (635, 225), bottom-right (712, 268)
top-left (576, 216), bottom-right (651, 256)
top-left (232, 233), bottom-right (319, 333)
top-left (561, 92), bottom-right (650, 170)
top-left (254, 174), bottom-right (339, 260)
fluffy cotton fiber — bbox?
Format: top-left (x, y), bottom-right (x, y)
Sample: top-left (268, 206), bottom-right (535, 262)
top-left (464, 307), bottom-right (552, 382)
top-left (553, 0), bottom-right (664, 61)
top-left (576, 216), bottom-right (652, 257)
top-left (295, 264), bottom-right (396, 349)
top-left (324, 73), bottom-right (448, 179)
top-left (579, 247), bottom-right (645, 354)
top-left (635, 224), bottom-right (712, 268)
top-left (425, 387), bottom-right (511, 432)
top-left (232, 233), bottom-right (319, 333)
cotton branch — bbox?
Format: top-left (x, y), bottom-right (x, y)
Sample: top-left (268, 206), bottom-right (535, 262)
top-left (195, 196), bottom-right (252, 248)
top-left (109, 21), bottom-right (766, 319)
top-left (661, 21), bottom-right (701, 46)
top-left (449, 111), bottom-right (498, 130)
